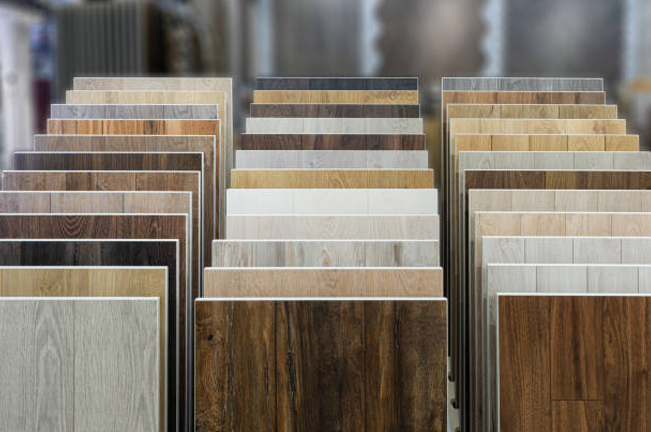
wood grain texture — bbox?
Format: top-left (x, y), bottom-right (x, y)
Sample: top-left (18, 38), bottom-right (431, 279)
top-left (499, 295), bottom-right (651, 432)
top-left (195, 299), bottom-right (447, 432)
top-left (441, 77), bottom-right (604, 91)
top-left (51, 104), bottom-right (219, 120)
top-left (226, 215), bottom-right (439, 240)
top-left (13, 152), bottom-right (211, 260)
top-left (212, 240), bottom-right (440, 267)
top-left (0, 214), bottom-right (190, 431)
top-left (0, 267), bottom-right (168, 432)
top-left (235, 150), bottom-right (429, 169)
top-left (227, 189), bottom-right (437, 214)
top-left (0, 298), bottom-right (159, 432)
top-left (240, 134), bottom-right (426, 150)
top-left (455, 134), bottom-right (638, 152)
top-left (231, 169), bottom-right (433, 188)
top-left (31, 134), bottom-right (221, 239)
top-left (255, 77), bottom-right (418, 90)
top-left (203, 268), bottom-right (442, 297)
top-left (249, 103), bottom-right (420, 118)
top-left (0, 239), bottom-right (179, 430)
top-left (448, 103), bottom-right (617, 119)
top-left (244, 118), bottom-right (423, 134)
top-left (253, 90), bottom-right (418, 104)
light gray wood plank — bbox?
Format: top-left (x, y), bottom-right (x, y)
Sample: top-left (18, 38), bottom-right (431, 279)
top-left (211, 240), bottom-right (439, 266)
top-left (74, 298), bottom-right (159, 432)
top-left (536, 265), bottom-right (587, 292)
top-left (493, 152), bottom-right (534, 169)
top-left (523, 237), bottom-right (573, 263)
top-left (555, 190), bottom-right (599, 211)
top-left (573, 237), bottom-right (623, 263)
top-left (441, 77), bottom-right (604, 91)
top-left (573, 151), bottom-right (614, 169)
top-left (366, 150), bottom-right (429, 169)
top-left (613, 151), bottom-right (651, 169)
top-left (225, 215), bottom-right (439, 239)
top-left (533, 152), bottom-right (574, 169)
top-left (244, 118), bottom-right (423, 134)
top-left (50, 104), bottom-right (220, 120)
top-left (236, 150), bottom-right (369, 169)
top-left (622, 238), bottom-right (651, 263)
top-left (587, 265), bottom-right (639, 293)
top-left (510, 190), bottom-right (555, 212)
top-left (598, 190), bottom-right (643, 212)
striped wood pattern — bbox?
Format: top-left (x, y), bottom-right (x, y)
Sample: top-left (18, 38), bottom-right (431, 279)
top-left (240, 134), bottom-right (425, 150)
top-left (249, 103), bottom-right (420, 118)
top-left (253, 90), bottom-right (419, 104)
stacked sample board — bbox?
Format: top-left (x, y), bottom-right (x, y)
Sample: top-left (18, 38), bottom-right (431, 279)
top-left (204, 77), bottom-right (448, 431)
top-left (0, 77), bottom-right (233, 432)
top-left (442, 77), bottom-right (651, 431)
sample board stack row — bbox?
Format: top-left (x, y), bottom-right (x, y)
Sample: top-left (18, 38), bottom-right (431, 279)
top-left (0, 77), bottom-right (233, 432)
top-left (443, 77), bottom-right (651, 431)
top-left (204, 77), bottom-right (448, 430)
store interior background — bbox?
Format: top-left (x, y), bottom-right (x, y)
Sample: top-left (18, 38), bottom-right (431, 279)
top-left (2, 0), bottom-right (651, 177)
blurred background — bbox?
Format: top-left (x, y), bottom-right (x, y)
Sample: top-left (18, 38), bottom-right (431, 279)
top-left (2, 0), bottom-right (651, 171)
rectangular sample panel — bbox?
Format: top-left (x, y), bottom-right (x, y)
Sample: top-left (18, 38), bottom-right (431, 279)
top-left (250, 103), bottom-right (420, 118)
top-left (447, 103), bottom-right (617, 119)
top-left (255, 77), bottom-right (418, 90)
top-left (235, 150), bottom-right (429, 169)
top-left (499, 295), bottom-right (651, 432)
top-left (441, 77), bottom-right (604, 91)
top-left (227, 188), bottom-right (437, 214)
top-left (226, 214), bottom-right (439, 240)
top-left (195, 299), bottom-right (447, 432)
top-left (454, 134), bottom-right (638, 152)
top-left (231, 169), bottom-right (434, 188)
top-left (204, 267), bottom-right (443, 297)
top-left (0, 298), bottom-right (159, 432)
top-left (0, 267), bottom-right (168, 432)
top-left (244, 118), bottom-right (423, 134)
top-left (212, 240), bottom-right (439, 267)
top-left (240, 134), bottom-right (426, 150)
top-left (51, 104), bottom-right (219, 120)
top-left (253, 90), bottom-right (419, 104)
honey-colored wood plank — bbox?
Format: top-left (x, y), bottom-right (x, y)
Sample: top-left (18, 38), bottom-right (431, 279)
top-left (230, 169), bottom-right (433, 188)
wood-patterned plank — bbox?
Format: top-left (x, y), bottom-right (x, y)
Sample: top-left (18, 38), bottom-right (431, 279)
top-left (195, 299), bottom-right (447, 432)
top-left (51, 104), bottom-right (219, 120)
top-left (455, 134), bottom-right (639, 152)
top-left (31, 134), bottom-right (220, 239)
top-left (203, 268), bottom-right (442, 296)
top-left (226, 215), bottom-right (439, 240)
top-left (0, 298), bottom-right (159, 432)
top-left (0, 214), bottom-right (190, 431)
top-left (448, 103), bottom-right (617, 119)
top-left (240, 134), bottom-right (426, 150)
top-left (253, 90), bottom-right (418, 104)
top-left (249, 103), bottom-right (420, 118)
top-left (0, 267), bottom-right (168, 432)
top-left (211, 240), bottom-right (439, 267)
top-left (244, 118), bottom-right (423, 134)
top-left (255, 77), bottom-right (418, 90)
top-left (235, 150), bottom-right (429, 169)
top-left (12, 152), bottom-right (211, 260)
top-left (230, 169), bottom-right (433, 188)
top-left (441, 77), bottom-right (604, 91)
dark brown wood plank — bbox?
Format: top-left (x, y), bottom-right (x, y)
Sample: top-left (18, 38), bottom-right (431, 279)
top-left (604, 296), bottom-right (649, 431)
top-left (499, 295), bottom-right (551, 432)
top-left (241, 134), bottom-right (425, 150)
top-left (551, 296), bottom-right (603, 400)
top-left (250, 103), bottom-right (420, 118)
top-left (552, 401), bottom-right (604, 432)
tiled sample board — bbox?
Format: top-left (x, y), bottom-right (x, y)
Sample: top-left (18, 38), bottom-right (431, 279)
top-left (249, 103), bottom-right (420, 118)
top-left (441, 77), bottom-right (604, 91)
top-left (230, 169), bottom-right (434, 188)
top-left (253, 90), bottom-right (419, 104)
top-left (498, 295), bottom-right (651, 432)
top-left (240, 134), bottom-right (425, 150)
top-left (0, 298), bottom-right (159, 432)
top-left (50, 104), bottom-right (220, 120)
top-left (244, 118), bottom-right (423, 134)
top-left (235, 150), bottom-right (429, 169)
top-left (195, 299), bottom-right (447, 432)
top-left (255, 77), bottom-right (418, 90)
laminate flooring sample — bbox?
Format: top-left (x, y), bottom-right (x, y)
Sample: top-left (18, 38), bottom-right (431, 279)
top-left (2, 170), bottom-right (200, 299)
top-left (0, 213), bottom-right (191, 430)
top-left (447, 103), bottom-right (617, 120)
top-left (0, 239), bottom-right (180, 431)
top-left (227, 189), bottom-right (437, 214)
top-left (204, 267), bottom-right (443, 297)
top-left (51, 104), bottom-right (219, 120)
top-left (441, 77), bottom-right (604, 91)
top-left (498, 294), bottom-right (651, 432)
top-left (0, 298), bottom-right (159, 432)
top-left (12, 152), bottom-right (212, 260)
top-left (240, 134), bottom-right (426, 150)
top-left (244, 118), bottom-right (423, 134)
top-left (195, 298), bottom-right (447, 432)
top-left (255, 77), bottom-right (418, 90)
top-left (32, 135), bottom-right (221, 238)
top-left (235, 150), bottom-right (429, 169)
top-left (0, 267), bottom-right (168, 432)
top-left (226, 215), bottom-right (439, 240)
top-left (212, 240), bottom-right (440, 267)
top-left (253, 90), bottom-right (419, 104)
top-left (250, 103), bottom-right (420, 118)
top-left (454, 133), bottom-right (639, 152)
top-left (231, 169), bottom-right (434, 188)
